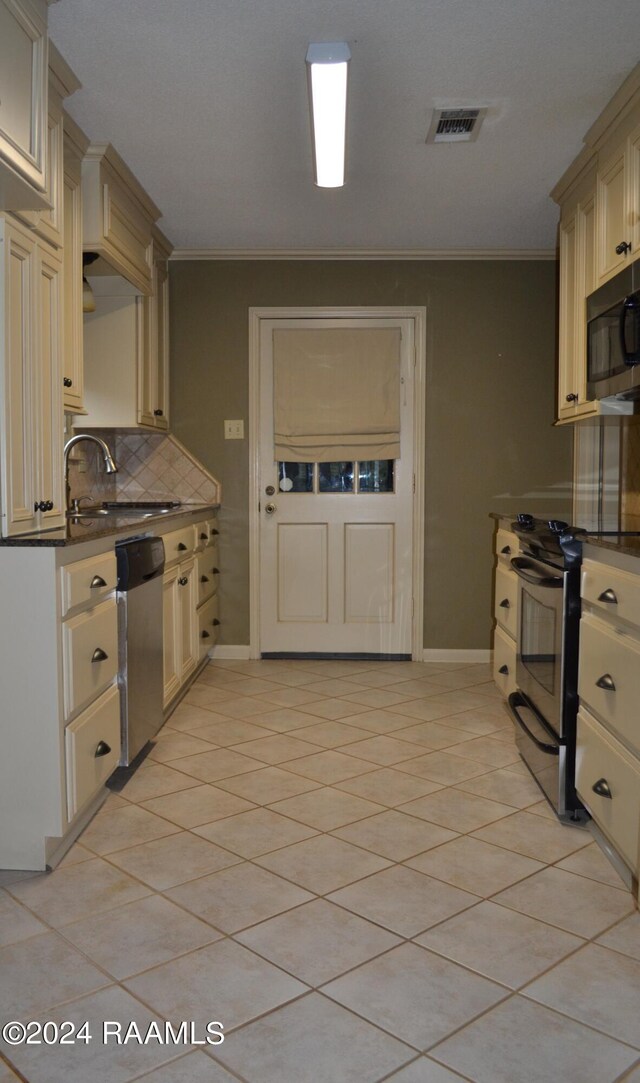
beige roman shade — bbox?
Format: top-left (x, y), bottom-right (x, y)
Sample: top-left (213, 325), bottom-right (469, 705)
top-left (273, 327), bottom-right (401, 462)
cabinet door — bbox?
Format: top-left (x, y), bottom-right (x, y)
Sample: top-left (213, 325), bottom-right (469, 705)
top-left (0, 0), bottom-right (48, 205)
top-left (15, 107), bottom-right (63, 248)
top-left (629, 122), bottom-right (640, 261)
top-left (62, 136), bottom-right (84, 410)
top-left (137, 253), bottom-right (169, 430)
top-left (0, 218), bottom-right (38, 535)
top-left (178, 558), bottom-right (198, 684)
top-left (557, 188), bottom-right (598, 423)
top-left (597, 144), bottom-right (630, 284)
top-left (35, 242), bottom-right (64, 528)
top-left (162, 565), bottom-right (181, 707)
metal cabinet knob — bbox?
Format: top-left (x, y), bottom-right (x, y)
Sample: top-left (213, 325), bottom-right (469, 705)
top-left (94, 740), bottom-right (111, 758)
top-left (177, 542), bottom-right (188, 551)
top-left (200, 532), bottom-right (207, 540)
top-left (596, 673), bottom-right (616, 692)
top-left (91, 647), bottom-right (108, 663)
top-left (211, 529), bottom-right (219, 536)
top-left (90, 575), bottom-right (107, 588)
top-left (498, 664), bottom-right (509, 675)
top-left (615, 241), bottom-right (632, 255)
top-left (597, 588), bottom-right (617, 604)
top-left (212, 618), bottom-right (221, 626)
top-left (499, 598), bottom-right (510, 609)
top-left (592, 777), bottom-right (612, 799)
top-left (200, 575), bottom-right (209, 583)
top-left (178, 576), bottom-right (188, 586)
top-left (213, 567), bottom-right (220, 575)
top-left (201, 630), bottom-right (211, 639)
top-left (154, 409), bottom-right (164, 416)
top-left (565, 393), bottom-right (578, 402)
top-left (63, 377), bottom-right (73, 388)
top-left (500, 545), bottom-right (511, 554)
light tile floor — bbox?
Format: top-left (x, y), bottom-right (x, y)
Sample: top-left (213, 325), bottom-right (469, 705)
top-left (1, 659), bottom-right (639, 1083)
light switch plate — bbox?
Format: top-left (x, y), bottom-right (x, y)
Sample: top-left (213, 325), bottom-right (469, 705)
top-left (224, 419), bottom-right (244, 440)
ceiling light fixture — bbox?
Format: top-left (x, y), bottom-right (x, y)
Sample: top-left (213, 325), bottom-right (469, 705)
top-left (306, 42), bottom-right (351, 188)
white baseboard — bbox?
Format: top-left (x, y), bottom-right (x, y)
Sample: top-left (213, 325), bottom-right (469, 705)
top-left (208, 645), bottom-right (252, 660)
top-left (422, 649), bottom-right (492, 664)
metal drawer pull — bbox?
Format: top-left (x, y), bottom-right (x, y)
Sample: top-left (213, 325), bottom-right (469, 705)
top-left (500, 545), bottom-right (511, 554)
top-left (94, 740), bottom-right (111, 758)
top-left (597, 588), bottom-right (618, 604)
top-left (596, 673), bottom-right (616, 692)
top-left (178, 576), bottom-right (188, 586)
top-left (498, 664), bottom-right (509, 675)
top-left (91, 647), bottom-right (108, 663)
top-left (177, 542), bottom-right (188, 551)
top-left (592, 777), bottom-right (612, 799)
top-left (90, 575), bottom-right (107, 588)
top-left (499, 598), bottom-right (510, 609)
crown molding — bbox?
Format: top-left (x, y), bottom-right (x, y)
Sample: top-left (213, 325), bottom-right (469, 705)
top-left (170, 247), bottom-right (556, 262)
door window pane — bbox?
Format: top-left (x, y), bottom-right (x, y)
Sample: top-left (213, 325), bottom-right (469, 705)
top-left (358, 460), bottom-right (395, 493)
top-left (278, 462), bottom-right (313, 492)
top-left (318, 462), bottom-right (354, 493)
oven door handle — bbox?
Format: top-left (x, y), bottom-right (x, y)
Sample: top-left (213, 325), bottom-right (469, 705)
top-left (508, 692), bottom-right (560, 756)
top-left (510, 556), bottom-right (564, 589)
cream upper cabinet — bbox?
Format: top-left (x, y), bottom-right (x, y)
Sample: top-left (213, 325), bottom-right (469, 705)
top-left (0, 216), bottom-right (64, 535)
top-left (138, 228), bottom-right (172, 430)
top-left (595, 115), bottom-right (640, 286)
top-left (13, 45), bottom-right (79, 248)
top-left (0, 0), bottom-right (49, 209)
top-left (556, 166), bottom-right (598, 423)
top-left (81, 143), bottom-right (160, 295)
top-left (62, 114), bottom-right (89, 412)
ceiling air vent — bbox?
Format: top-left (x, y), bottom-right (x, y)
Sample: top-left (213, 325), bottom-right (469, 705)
top-left (426, 107), bottom-right (486, 144)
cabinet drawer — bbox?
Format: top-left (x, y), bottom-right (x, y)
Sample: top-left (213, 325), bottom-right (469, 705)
top-left (494, 565), bottom-right (518, 638)
top-left (195, 518), bottom-right (220, 549)
top-left (582, 558), bottom-right (640, 629)
top-left (60, 551), bottom-right (117, 616)
top-left (65, 683), bottom-right (121, 820)
top-left (62, 598), bottom-right (118, 719)
top-left (196, 547), bottom-right (220, 605)
top-left (198, 594), bottom-right (220, 657)
top-left (496, 527), bottom-right (518, 569)
top-left (162, 524), bottom-right (196, 566)
top-left (576, 707), bottom-right (640, 871)
top-left (579, 611), bottom-right (640, 756)
top-left (493, 624), bottom-right (517, 699)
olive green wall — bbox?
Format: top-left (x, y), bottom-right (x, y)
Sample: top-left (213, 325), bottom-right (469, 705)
top-left (169, 260), bottom-right (573, 650)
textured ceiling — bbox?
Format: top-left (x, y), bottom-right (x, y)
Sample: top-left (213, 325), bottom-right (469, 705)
top-left (48, 0), bottom-right (639, 254)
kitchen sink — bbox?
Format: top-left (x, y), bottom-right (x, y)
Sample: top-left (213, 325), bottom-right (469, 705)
top-left (67, 501), bottom-right (181, 520)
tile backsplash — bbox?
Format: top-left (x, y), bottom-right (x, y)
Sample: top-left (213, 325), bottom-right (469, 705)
top-left (67, 429), bottom-right (221, 507)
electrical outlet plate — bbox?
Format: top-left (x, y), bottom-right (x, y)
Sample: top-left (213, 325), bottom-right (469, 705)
top-left (224, 420), bottom-right (244, 440)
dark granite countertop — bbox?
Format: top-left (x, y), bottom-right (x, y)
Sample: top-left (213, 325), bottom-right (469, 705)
top-left (582, 533), bottom-right (640, 560)
top-left (0, 504), bottom-right (220, 547)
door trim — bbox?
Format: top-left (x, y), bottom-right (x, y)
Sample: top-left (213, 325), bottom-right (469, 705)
top-left (248, 306), bottom-right (426, 660)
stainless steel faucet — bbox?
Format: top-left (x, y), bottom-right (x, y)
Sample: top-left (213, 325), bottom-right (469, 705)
top-left (63, 434), bottom-right (118, 514)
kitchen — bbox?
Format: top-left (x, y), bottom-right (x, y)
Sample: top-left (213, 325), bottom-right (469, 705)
top-left (1, 2), bottom-right (640, 1081)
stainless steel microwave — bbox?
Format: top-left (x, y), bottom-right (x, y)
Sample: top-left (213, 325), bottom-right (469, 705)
top-left (587, 258), bottom-right (640, 401)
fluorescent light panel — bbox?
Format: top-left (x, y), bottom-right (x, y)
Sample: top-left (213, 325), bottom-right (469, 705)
top-left (306, 42), bottom-right (351, 188)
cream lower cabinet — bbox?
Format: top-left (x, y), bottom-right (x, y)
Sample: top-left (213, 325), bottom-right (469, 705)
top-left (162, 517), bottom-right (220, 708)
top-left (0, 216), bottom-right (64, 536)
top-left (492, 522), bottom-right (519, 698)
top-left (162, 557), bottom-right (198, 706)
top-left (576, 550), bottom-right (640, 895)
top-left (0, 541), bottom-right (120, 870)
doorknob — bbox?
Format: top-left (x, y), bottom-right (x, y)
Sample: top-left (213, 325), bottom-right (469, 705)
top-left (265, 502), bottom-right (277, 515)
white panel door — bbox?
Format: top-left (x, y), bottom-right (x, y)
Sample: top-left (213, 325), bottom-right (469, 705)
top-left (258, 316), bottom-right (415, 656)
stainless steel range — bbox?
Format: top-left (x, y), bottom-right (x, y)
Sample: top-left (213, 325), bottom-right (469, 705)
top-left (507, 515), bottom-right (585, 821)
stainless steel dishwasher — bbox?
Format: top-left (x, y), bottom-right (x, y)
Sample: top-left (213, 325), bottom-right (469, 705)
top-left (116, 536), bottom-right (165, 765)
